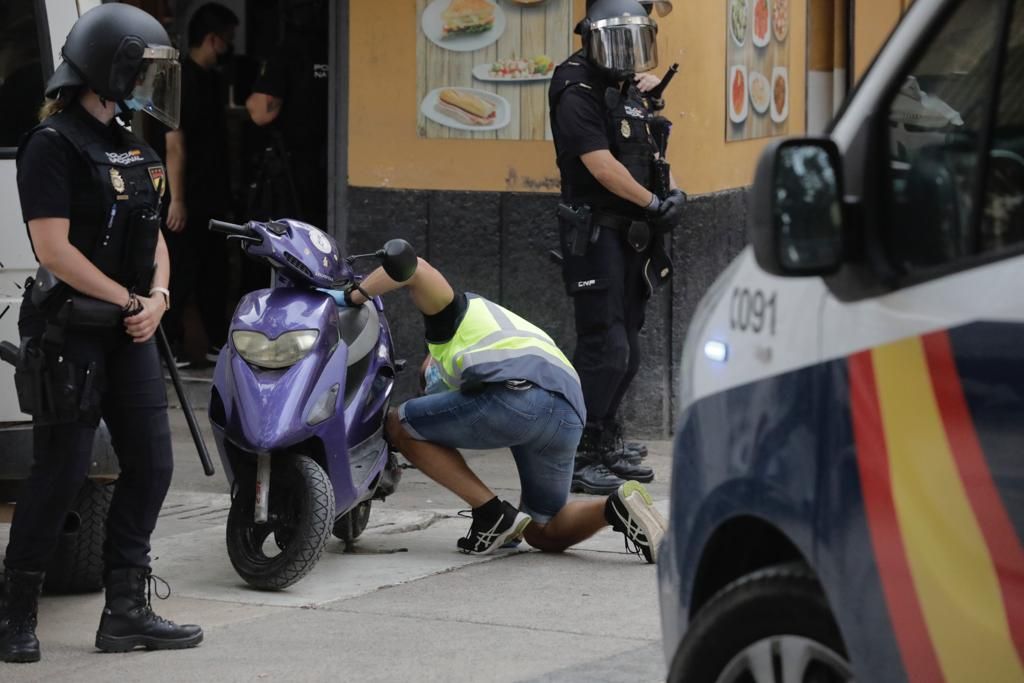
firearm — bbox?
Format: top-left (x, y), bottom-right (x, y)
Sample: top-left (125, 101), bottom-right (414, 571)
top-left (647, 62), bottom-right (679, 112)
top-left (647, 63), bottom-right (679, 199)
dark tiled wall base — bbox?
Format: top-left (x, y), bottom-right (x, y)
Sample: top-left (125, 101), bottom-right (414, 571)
top-left (347, 187), bottom-right (747, 437)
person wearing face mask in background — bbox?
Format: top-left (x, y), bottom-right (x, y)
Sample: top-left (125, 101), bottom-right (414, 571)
top-left (159, 3), bottom-right (238, 366)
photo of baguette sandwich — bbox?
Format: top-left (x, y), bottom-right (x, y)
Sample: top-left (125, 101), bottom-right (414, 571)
top-left (435, 88), bottom-right (496, 125)
top-left (442, 0), bottom-right (496, 37)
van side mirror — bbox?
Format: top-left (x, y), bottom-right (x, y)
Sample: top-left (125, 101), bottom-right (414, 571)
top-left (750, 138), bottom-right (846, 277)
top-left (381, 239), bottom-right (418, 282)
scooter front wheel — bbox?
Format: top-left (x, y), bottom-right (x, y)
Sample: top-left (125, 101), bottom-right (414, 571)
top-left (226, 454), bottom-right (336, 590)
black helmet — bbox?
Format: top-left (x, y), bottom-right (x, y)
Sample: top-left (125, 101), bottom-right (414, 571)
top-left (588, 0), bottom-right (674, 16)
top-left (577, 0), bottom-right (661, 79)
top-left (46, 4), bottom-right (181, 128)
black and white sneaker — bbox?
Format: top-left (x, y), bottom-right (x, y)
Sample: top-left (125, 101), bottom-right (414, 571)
top-left (457, 501), bottom-right (532, 555)
top-left (607, 481), bottom-right (667, 564)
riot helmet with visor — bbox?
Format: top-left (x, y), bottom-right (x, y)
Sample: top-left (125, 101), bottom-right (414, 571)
top-left (45, 4), bottom-right (181, 129)
top-left (576, 0), bottom-right (666, 80)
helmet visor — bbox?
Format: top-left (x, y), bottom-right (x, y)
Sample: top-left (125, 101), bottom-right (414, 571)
top-left (586, 16), bottom-right (659, 76)
top-left (641, 1), bottom-right (673, 17)
top-left (128, 47), bottom-right (181, 129)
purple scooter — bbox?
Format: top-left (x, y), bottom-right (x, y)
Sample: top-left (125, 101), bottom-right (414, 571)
top-left (206, 218), bottom-right (415, 590)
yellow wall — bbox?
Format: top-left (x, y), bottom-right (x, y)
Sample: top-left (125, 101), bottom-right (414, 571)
top-left (348, 1), bottom-right (808, 196)
top-left (853, 1), bottom-right (906, 79)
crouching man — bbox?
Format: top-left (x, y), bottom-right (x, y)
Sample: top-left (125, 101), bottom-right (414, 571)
top-left (347, 254), bottom-right (666, 562)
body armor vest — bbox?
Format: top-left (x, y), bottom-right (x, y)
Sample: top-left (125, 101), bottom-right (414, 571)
top-left (550, 54), bottom-right (658, 219)
top-left (20, 107), bottom-right (165, 291)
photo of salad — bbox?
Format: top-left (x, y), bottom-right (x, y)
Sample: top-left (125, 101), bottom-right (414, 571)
top-left (472, 55), bottom-right (554, 82)
top-left (490, 55), bottom-right (553, 78)
top-left (730, 0), bottom-right (747, 46)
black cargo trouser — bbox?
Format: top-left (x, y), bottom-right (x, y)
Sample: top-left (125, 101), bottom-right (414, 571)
top-left (4, 327), bottom-right (174, 573)
top-left (561, 223), bottom-right (647, 429)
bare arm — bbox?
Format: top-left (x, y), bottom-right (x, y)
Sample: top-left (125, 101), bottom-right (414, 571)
top-left (165, 130), bottom-right (186, 232)
top-left (349, 257), bottom-right (454, 316)
top-left (246, 92), bottom-right (283, 126)
top-left (580, 150), bottom-right (656, 208)
top-left (29, 218), bottom-right (131, 308)
top-left (152, 230), bottom-right (170, 291)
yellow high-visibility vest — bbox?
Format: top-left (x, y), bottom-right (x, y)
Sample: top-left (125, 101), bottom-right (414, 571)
top-left (427, 294), bottom-right (586, 421)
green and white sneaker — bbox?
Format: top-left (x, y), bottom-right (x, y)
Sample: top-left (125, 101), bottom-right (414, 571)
top-left (607, 481), bottom-right (667, 564)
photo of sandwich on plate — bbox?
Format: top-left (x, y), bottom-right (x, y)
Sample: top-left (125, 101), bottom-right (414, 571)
top-left (442, 0), bottom-right (496, 38)
top-left (436, 88), bottom-right (496, 125)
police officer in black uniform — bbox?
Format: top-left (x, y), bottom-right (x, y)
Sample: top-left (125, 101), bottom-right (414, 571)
top-left (1, 5), bottom-right (202, 663)
top-left (549, 0), bottom-right (686, 494)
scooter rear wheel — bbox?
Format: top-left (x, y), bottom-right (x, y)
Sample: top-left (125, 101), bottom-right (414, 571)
top-left (226, 454), bottom-right (335, 590)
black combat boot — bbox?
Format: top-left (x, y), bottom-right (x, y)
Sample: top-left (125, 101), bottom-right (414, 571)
top-left (597, 428), bottom-right (654, 483)
top-left (0, 567), bottom-right (45, 663)
top-left (571, 426), bottom-right (627, 495)
top-left (95, 568), bottom-right (203, 652)
top-left (606, 420), bottom-right (648, 464)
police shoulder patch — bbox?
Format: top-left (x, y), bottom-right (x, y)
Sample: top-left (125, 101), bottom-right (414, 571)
top-left (148, 166), bottom-right (166, 196)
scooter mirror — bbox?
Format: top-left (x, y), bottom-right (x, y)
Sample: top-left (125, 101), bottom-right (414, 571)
top-left (381, 239), bottom-right (418, 283)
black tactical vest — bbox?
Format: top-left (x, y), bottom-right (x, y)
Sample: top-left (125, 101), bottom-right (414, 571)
top-left (20, 107), bottom-right (165, 290)
top-left (550, 54), bottom-right (658, 219)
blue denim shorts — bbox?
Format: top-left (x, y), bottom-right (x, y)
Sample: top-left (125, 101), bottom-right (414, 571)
top-left (398, 383), bottom-right (584, 524)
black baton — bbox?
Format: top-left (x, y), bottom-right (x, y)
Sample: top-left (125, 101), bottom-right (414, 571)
top-left (155, 325), bottom-right (215, 476)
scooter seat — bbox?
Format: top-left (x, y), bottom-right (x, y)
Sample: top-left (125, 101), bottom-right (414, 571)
top-left (337, 302), bottom-right (380, 367)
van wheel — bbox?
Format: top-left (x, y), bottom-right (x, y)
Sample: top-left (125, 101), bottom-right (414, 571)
top-left (668, 564), bottom-right (853, 683)
top-left (44, 479), bottom-right (112, 594)
top-left (226, 455), bottom-right (335, 590)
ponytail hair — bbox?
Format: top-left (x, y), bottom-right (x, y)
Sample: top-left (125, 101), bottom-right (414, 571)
top-left (37, 87), bottom-right (79, 121)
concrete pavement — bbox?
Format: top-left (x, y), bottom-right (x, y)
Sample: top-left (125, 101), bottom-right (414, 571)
top-left (0, 404), bottom-right (675, 682)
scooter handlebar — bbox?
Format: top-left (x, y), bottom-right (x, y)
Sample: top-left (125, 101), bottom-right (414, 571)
top-left (208, 219), bottom-right (249, 235)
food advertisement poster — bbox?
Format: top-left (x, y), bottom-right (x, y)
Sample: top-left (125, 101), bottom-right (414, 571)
top-left (726, 0), bottom-right (791, 141)
top-left (416, 0), bottom-right (575, 140)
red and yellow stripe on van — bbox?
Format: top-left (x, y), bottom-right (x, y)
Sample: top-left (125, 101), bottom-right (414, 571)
top-left (849, 331), bottom-right (1024, 683)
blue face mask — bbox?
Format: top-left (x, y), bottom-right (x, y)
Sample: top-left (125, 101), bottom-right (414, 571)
top-left (114, 97), bottom-right (146, 116)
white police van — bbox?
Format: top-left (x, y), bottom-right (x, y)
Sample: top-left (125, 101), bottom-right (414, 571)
top-left (659, 0), bottom-right (1024, 680)
top-left (0, 0), bottom-right (117, 593)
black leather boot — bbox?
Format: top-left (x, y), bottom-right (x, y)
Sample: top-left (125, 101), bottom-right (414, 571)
top-left (0, 567), bottom-right (45, 663)
top-left (606, 420), bottom-right (648, 464)
top-left (571, 426), bottom-right (627, 495)
top-left (598, 429), bottom-right (654, 483)
top-left (95, 568), bottom-right (203, 652)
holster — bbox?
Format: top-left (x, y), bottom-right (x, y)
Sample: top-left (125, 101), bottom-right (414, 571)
top-left (6, 337), bottom-right (104, 426)
top-left (557, 203), bottom-right (595, 257)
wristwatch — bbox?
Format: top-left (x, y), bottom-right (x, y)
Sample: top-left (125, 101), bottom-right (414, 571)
top-left (151, 287), bottom-right (171, 311)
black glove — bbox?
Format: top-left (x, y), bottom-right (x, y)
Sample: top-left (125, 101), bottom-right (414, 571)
top-left (649, 188), bottom-right (687, 234)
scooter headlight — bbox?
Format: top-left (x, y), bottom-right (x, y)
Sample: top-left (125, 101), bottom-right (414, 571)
top-left (232, 330), bottom-right (319, 369)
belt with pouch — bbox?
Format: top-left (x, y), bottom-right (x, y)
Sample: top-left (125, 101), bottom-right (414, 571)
top-left (592, 212), bottom-right (652, 253)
